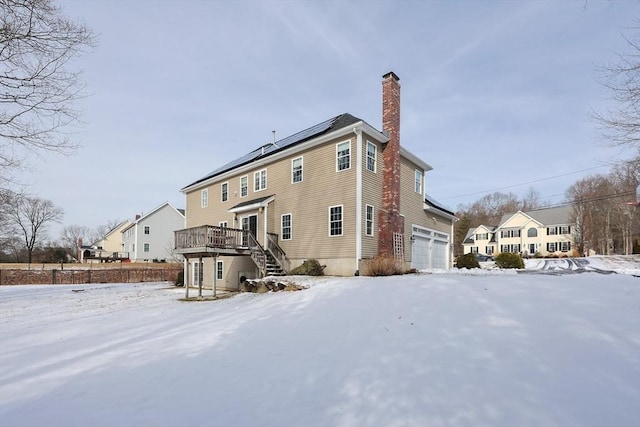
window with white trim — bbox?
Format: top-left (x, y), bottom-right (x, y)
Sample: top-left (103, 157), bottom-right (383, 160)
top-left (292, 157), bottom-right (303, 183)
top-left (281, 213), bottom-right (292, 240)
top-left (329, 205), bottom-right (343, 236)
top-left (415, 169), bottom-right (423, 194)
top-left (547, 242), bottom-right (557, 252)
top-left (366, 141), bottom-right (376, 172)
top-left (201, 189), bottom-right (208, 208)
top-left (193, 261), bottom-right (203, 285)
top-left (336, 141), bottom-right (350, 171)
top-left (254, 169), bottom-right (267, 191)
top-left (486, 246), bottom-right (494, 255)
top-left (219, 221), bottom-right (228, 228)
top-left (144, 225), bottom-right (150, 235)
top-left (561, 241), bottom-right (571, 252)
top-left (475, 232), bottom-right (488, 240)
top-left (216, 260), bottom-right (223, 280)
top-left (221, 182), bottom-right (228, 202)
top-left (501, 229), bottom-right (521, 238)
top-left (240, 175), bottom-right (248, 197)
top-left (365, 204), bottom-right (374, 236)
top-left (143, 243), bottom-right (150, 252)
top-left (471, 246), bottom-right (478, 254)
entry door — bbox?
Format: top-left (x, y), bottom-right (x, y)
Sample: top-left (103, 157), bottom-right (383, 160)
top-left (529, 244), bottom-right (535, 255)
top-left (242, 215), bottom-right (258, 246)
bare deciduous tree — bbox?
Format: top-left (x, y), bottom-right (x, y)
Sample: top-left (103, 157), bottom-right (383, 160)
top-left (593, 29), bottom-right (640, 149)
top-left (59, 223), bottom-right (92, 255)
top-left (1, 191), bottom-right (63, 263)
top-left (0, 0), bottom-right (95, 174)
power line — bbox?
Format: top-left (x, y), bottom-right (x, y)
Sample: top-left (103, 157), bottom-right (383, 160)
top-left (441, 165), bottom-right (608, 201)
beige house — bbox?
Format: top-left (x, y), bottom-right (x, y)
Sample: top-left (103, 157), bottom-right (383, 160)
top-left (78, 220), bottom-right (131, 263)
top-left (176, 72), bottom-right (456, 291)
top-left (463, 206), bottom-right (575, 257)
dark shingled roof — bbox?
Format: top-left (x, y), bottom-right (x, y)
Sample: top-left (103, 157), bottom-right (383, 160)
top-left (425, 194), bottom-right (455, 217)
top-left (183, 113), bottom-right (364, 190)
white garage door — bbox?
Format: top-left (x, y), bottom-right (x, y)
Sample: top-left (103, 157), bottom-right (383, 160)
top-left (411, 226), bottom-right (449, 270)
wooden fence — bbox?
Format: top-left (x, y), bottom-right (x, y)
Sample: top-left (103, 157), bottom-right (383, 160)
top-left (0, 266), bottom-right (182, 285)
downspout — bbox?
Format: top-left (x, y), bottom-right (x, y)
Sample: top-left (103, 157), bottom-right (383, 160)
top-left (354, 127), bottom-right (363, 275)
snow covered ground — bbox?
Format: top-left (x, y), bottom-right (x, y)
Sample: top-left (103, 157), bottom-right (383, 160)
top-left (1, 257), bottom-right (639, 427)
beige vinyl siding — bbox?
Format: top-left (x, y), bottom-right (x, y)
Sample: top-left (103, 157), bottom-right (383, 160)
top-left (184, 135), bottom-right (358, 261)
top-left (399, 157), bottom-right (451, 263)
top-left (361, 135), bottom-right (383, 258)
top-left (270, 137), bottom-right (357, 260)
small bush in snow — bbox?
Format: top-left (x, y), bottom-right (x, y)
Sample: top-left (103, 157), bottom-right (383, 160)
top-left (289, 259), bottom-right (325, 276)
top-left (455, 253), bottom-right (480, 269)
top-left (363, 255), bottom-right (404, 276)
top-left (495, 252), bottom-right (525, 269)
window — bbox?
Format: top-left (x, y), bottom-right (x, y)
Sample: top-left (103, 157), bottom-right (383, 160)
top-left (475, 233), bottom-right (488, 241)
top-left (216, 260), bottom-right (224, 280)
top-left (547, 242), bottom-right (557, 252)
top-left (329, 205), bottom-right (343, 236)
top-left (527, 228), bottom-right (537, 237)
top-left (547, 227), bottom-right (557, 236)
top-left (221, 182), bottom-right (228, 202)
top-left (240, 176), bottom-right (248, 197)
top-left (292, 157), bottom-right (303, 183)
top-left (254, 169), bottom-right (267, 191)
top-left (500, 244), bottom-right (521, 253)
top-left (486, 246), bottom-right (494, 255)
top-left (281, 214), bottom-right (292, 240)
top-left (415, 170), bottom-right (423, 194)
top-left (560, 225), bottom-right (570, 235)
top-left (501, 229), bottom-right (521, 238)
top-left (193, 261), bottom-right (203, 285)
top-left (471, 246), bottom-right (479, 254)
top-left (366, 141), bottom-right (376, 172)
top-left (201, 189), bottom-right (208, 208)
top-left (561, 242), bottom-right (571, 252)
top-left (144, 225), bottom-right (150, 235)
top-left (336, 141), bottom-right (350, 171)
top-left (219, 221), bottom-right (228, 228)
top-left (143, 243), bottom-right (150, 252)
top-left (365, 205), bottom-right (374, 236)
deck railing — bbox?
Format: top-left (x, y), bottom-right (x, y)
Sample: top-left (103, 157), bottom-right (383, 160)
top-left (266, 232), bottom-right (290, 273)
top-left (174, 225), bottom-right (246, 251)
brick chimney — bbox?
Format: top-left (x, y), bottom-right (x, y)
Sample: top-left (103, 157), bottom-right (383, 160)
top-left (378, 71), bottom-right (404, 257)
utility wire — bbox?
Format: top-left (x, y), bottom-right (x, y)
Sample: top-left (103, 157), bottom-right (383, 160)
top-left (441, 165), bottom-right (608, 201)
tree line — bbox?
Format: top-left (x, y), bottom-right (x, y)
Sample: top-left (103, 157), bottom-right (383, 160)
top-left (453, 156), bottom-right (640, 256)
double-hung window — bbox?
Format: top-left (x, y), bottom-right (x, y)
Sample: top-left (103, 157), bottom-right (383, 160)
top-left (292, 157), bottom-right (303, 183)
top-left (221, 182), bottom-right (228, 202)
top-left (336, 141), bottom-right (350, 171)
top-left (329, 205), bottom-right (343, 236)
top-left (240, 176), bottom-right (248, 197)
top-left (415, 170), bottom-right (423, 194)
top-left (254, 169), bottom-right (267, 191)
top-left (143, 243), bottom-right (150, 252)
top-left (281, 214), bottom-right (292, 240)
top-left (366, 141), bottom-right (376, 172)
top-left (365, 205), bottom-right (374, 236)
top-left (144, 226), bottom-right (150, 235)
top-left (201, 189), bottom-right (208, 208)
top-left (216, 260), bottom-right (224, 280)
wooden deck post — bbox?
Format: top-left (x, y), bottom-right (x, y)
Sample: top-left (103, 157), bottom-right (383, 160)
top-left (198, 256), bottom-right (203, 297)
top-left (213, 254), bottom-right (217, 298)
top-left (185, 256), bottom-right (189, 299)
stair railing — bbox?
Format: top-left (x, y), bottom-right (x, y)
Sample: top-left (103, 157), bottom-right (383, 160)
top-left (266, 232), bottom-right (289, 273)
top-left (246, 231), bottom-right (267, 277)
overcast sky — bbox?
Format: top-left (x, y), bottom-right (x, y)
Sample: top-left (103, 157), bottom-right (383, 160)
top-left (15, 0), bottom-right (639, 240)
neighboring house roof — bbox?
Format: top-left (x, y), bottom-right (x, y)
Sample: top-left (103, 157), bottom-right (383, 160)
top-left (525, 206), bottom-right (573, 226)
top-left (121, 201), bottom-right (185, 233)
top-left (497, 206), bottom-right (573, 229)
top-left (183, 113), bottom-right (366, 190)
top-left (424, 194), bottom-right (456, 218)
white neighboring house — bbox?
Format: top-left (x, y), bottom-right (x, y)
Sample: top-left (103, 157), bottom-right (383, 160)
top-left (121, 202), bottom-right (185, 262)
top-left (463, 206), bottom-right (576, 257)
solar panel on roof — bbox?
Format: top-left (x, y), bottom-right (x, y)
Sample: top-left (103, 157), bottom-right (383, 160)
top-left (183, 113), bottom-right (363, 190)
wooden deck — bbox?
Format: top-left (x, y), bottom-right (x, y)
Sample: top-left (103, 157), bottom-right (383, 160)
top-left (174, 225), bottom-right (251, 257)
